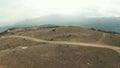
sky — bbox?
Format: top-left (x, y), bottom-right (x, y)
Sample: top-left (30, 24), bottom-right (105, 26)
top-left (0, 0), bottom-right (120, 26)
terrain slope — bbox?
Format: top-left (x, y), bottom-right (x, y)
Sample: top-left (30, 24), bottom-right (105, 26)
top-left (0, 26), bottom-right (120, 68)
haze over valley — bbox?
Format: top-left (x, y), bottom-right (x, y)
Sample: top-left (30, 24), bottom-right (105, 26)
top-left (0, 15), bottom-right (120, 33)
top-left (0, 0), bottom-right (120, 68)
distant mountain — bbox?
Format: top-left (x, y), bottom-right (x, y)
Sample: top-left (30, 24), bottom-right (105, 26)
top-left (79, 17), bottom-right (120, 33)
top-left (14, 16), bottom-right (120, 33)
top-left (0, 15), bottom-right (120, 33)
top-left (0, 26), bottom-right (12, 33)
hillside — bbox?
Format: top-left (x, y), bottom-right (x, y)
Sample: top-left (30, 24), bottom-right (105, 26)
top-left (0, 26), bottom-right (120, 68)
top-left (5, 26), bottom-right (120, 46)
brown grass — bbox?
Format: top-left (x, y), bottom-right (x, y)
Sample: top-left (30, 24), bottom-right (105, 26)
top-left (0, 26), bottom-right (120, 68)
top-left (6, 27), bottom-right (102, 42)
top-left (0, 43), bottom-right (120, 68)
top-left (6, 27), bottom-right (120, 46)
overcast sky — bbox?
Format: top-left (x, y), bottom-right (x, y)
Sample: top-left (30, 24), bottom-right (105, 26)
top-left (0, 0), bottom-right (120, 26)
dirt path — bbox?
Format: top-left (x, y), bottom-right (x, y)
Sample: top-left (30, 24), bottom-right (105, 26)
top-left (97, 33), bottom-right (106, 43)
top-left (0, 65), bottom-right (3, 68)
top-left (0, 35), bottom-right (120, 53)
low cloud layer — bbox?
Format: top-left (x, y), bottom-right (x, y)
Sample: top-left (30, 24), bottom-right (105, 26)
top-left (0, 0), bottom-right (120, 26)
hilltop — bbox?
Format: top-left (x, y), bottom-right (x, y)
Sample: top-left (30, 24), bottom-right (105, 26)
top-left (0, 26), bottom-right (120, 68)
top-left (4, 26), bottom-right (120, 46)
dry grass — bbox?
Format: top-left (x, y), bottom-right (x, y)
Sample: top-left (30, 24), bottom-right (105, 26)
top-left (0, 26), bottom-right (120, 68)
top-left (6, 26), bottom-right (120, 46)
top-left (101, 33), bottom-right (120, 46)
top-left (0, 38), bottom-right (41, 51)
top-left (0, 43), bottom-right (120, 68)
top-left (7, 27), bottom-right (102, 42)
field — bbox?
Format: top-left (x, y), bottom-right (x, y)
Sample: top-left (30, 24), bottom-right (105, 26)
top-left (0, 26), bottom-right (120, 68)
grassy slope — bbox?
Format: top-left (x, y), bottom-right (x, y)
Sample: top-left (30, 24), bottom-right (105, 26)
top-left (0, 42), bottom-right (120, 68)
top-left (6, 26), bottom-right (120, 46)
top-left (0, 26), bottom-right (120, 68)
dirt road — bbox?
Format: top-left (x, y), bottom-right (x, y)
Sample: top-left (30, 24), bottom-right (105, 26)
top-left (0, 35), bottom-right (120, 53)
top-left (97, 33), bottom-right (106, 43)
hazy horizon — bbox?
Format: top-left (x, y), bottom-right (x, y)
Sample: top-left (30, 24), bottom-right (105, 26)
top-left (0, 0), bottom-right (120, 26)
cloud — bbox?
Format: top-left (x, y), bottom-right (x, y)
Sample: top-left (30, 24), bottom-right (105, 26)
top-left (0, 0), bottom-right (120, 26)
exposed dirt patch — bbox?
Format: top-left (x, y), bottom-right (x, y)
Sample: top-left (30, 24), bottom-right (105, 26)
top-left (0, 26), bottom-right (120, 68)
top-left (0, 44), bottom-right (120, 68)
top-left (6, 27), bottom-right (120, 46)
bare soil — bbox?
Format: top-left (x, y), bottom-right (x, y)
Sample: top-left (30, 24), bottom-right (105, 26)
top-left (0, 26), bottom-right (120, 68)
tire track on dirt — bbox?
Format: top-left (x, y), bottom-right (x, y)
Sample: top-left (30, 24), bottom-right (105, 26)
top-left (0, 35), bottom-right (120, 53)
top-left (97, 33), bottom-right (106, 43)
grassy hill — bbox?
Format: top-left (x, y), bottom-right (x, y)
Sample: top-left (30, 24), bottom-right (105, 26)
top-left (5, 26), bottom-right (120, 46)
top-left (0, 26), bottom-right (120, 68)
